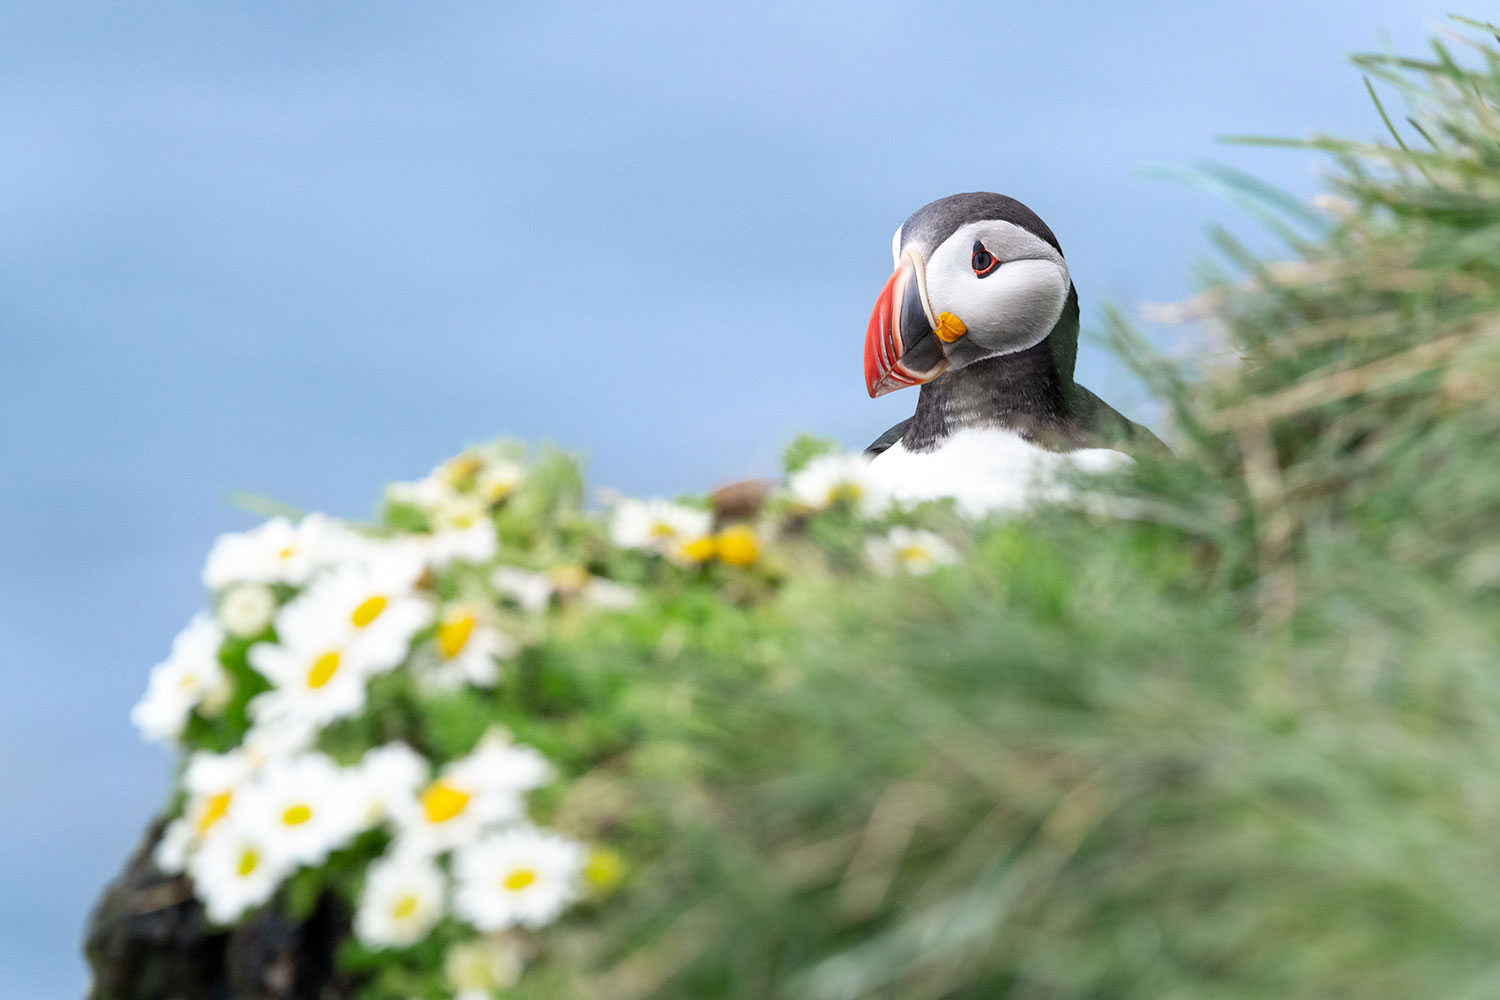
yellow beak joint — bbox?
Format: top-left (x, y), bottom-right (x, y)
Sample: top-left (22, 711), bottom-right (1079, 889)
top-left (934, 311), bottom-right (967, 343)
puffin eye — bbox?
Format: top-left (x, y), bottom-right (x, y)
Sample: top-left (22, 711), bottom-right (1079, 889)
top-left (971, 242), bottom-right (998, 277)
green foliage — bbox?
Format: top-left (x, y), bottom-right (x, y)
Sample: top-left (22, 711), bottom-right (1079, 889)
top-left (782, 434), bottom-right (841, 474)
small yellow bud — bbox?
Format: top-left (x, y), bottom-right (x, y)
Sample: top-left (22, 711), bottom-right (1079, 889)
top-left (679, 536), bottom-right (718, 563)
top-left (715, 525), bottom-right (760, 566)
top-left (584, 846), bottom-right (625, 895)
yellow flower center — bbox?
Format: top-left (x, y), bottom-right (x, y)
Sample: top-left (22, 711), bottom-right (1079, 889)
top-left (196, 791), bottom-right (233, 835)
top-left (281, 804), bottom-right (312, 827)
top-left (278, 545), bottom-right (296, 561)
top-left (420, 780), bottom-right (471, 824)
top-left (679, 536), bottom-right (718, 563)
top-left (829, 482), bottom-right (864, 505)
top-left (306, 650), bottom-right (341, 689)
top-left (502, 867), bottom-right (538, 891)
top-left (897, 545), bottom-right (931, 564)
top-left (391, 893), bottom-right (419, 920)
top-left (237, 848), bottom-right (260, 878)
top-left (351, 594), bottom-right (387, 628)
top-left (437, 613), bottom-right (476, 658)
top-left (715, 526), bottom-right (759, 566)
top-left (649, 521), bottom-right (677, 539)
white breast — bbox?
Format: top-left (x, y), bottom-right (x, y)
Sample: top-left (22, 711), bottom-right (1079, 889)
top-left (868, 426), bottom-right (1131, 517)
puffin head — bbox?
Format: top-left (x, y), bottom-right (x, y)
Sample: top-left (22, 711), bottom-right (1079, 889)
top-left (864, 192), bottom-right (1072, 398)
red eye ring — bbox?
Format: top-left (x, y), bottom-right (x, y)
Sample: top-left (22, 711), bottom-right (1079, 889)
top-left (971, 241), bottom-right (998, 277)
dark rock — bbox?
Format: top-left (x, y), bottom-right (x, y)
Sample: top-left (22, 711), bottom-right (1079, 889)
top-left (84, 819), bottom-right (352, 1000)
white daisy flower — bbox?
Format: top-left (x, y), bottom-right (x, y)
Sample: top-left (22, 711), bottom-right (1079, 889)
top-left (491, 566), bottom-right (553, 614)
top-left (422, 520), bottom-right (500, 570)
top-left (493, 565), bottom-right (638, 613)
top-left (248, 618), bottom-right (377, 729)
top-left (430, 492), bottom-right (487, 532)
top-left (385, 475), bottom-right (458, 513)
top-left (432, 447), bottom-right (526, 499)
top-left (215, 584), bottom-right (277, 639)
top-left (351, 742), bottom-right (429, 830)
top-left (444, 937), bottom-right (524, 1000)
top-left (788, 453), bottom-right (891, 517)
top-left (459, 731), bottom-right (553, 800)
top-left (155, 750), bottom-right (253, 874)
top-left (276, 547), bottom-right (433, 674)
top-left (233, 753), bottom-right (360, 868)
top-left (185, 748), bottom-right (257, 797)
top-left (239, 711), bottom-right (320, 767)
top-left (475, 460), bottom-right (525, 504)
top-left (131, 614), bottom-right (231, 745)
top-left (865, 527), bottom-right (960, 576)
top-left (452, 827), bottom-right (585, 931)
top-left (202, 513), bottom-right (353, 591)
top-left (353, 849), bottom-right (446, 949)
top-left (581, 577), bottom-right (638, 611)
top-left (413, 602), bottom-right (516, 693)
top-left (389, 733), bottom-right (550, 856)
top-left (609, 498), bottom-right (714, 562)
top-left (187, 821), bottom-right (294, 925)
top-left (155, 819), bottom-right (199, 875)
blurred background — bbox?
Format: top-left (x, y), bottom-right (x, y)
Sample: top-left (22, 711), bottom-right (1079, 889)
top-left (0, 2), bottom-right (1450, 995)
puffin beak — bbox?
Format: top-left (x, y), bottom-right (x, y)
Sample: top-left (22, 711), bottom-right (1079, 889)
top-left (863, 250), bottom-right (948, 398)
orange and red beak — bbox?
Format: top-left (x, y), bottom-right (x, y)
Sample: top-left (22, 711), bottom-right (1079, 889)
top-left (863, 250), bottom-right (949, 398)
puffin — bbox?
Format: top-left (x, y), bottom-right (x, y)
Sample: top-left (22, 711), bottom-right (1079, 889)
top-left (861, 192), bottom-right (1165, 512)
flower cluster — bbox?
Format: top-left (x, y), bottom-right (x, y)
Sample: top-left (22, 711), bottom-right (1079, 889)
top-left (132, 446), bottom-right (613, 996)
top-left (131, 440), bottom-right (963, 998)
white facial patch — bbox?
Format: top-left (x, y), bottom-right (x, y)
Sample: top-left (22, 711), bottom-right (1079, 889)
top-left (922, 220), bottom-right (1070, 357)
top-left (890, 224), bottom-right (904, 269)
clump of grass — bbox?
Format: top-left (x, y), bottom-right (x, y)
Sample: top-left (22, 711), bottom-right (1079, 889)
top-left (519, 18), bottom-right (1500, 1000)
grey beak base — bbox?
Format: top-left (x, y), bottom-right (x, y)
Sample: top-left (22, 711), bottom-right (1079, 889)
top-left (896, 266), bottom-right (945, 377)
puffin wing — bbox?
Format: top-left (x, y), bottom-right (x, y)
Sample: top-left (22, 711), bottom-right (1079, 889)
top-left (1070, 385), bottom-right (1172, 458)
top-left (864, 418), bottom-right (912, 457)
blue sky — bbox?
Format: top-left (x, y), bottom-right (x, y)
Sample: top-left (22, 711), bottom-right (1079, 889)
top-left (0, 2), bottom-right (1452, 994)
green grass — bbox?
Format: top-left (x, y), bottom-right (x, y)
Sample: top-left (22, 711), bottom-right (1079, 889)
top-left (505, 18), bottom-right (1500, 1000)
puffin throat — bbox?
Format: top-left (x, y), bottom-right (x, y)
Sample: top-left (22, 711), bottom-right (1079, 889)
top-left (900, 287), bottom-right (1083, 453)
